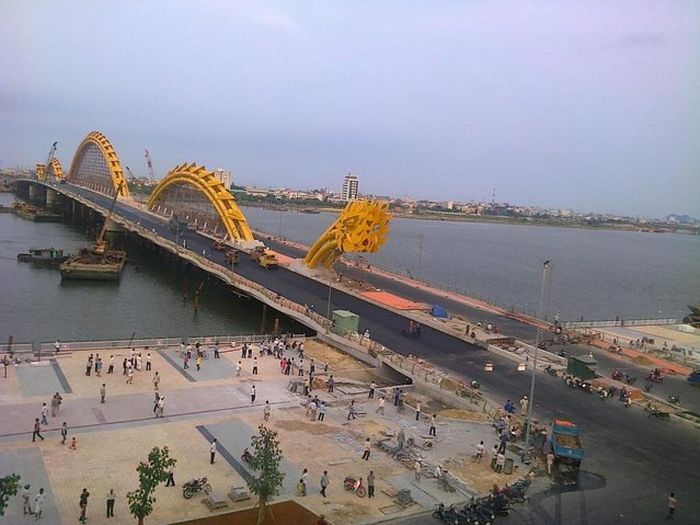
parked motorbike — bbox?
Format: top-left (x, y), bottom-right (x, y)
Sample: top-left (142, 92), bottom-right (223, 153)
top-left (543, 365), bottom-right (558, 377)
top-left (668, 394), bottom-right (680, 405)
top-left (433, 503), bottom-right (464, 524)
top-left (343, 476), bottom-right (366, 498)
top-left (182, 477), bottom-right (211, 499)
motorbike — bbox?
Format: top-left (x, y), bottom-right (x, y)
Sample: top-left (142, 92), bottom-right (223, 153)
top-left (668, 394), bottom-right (680, 405)
top-left (182, 477), bottom-right (211, 499)
top-left (543, 365), bottom-right (558, 377)
top-left (241, 447), bottom-right (253, 464)
top-left (343, 476), bottom-right (366, 498)
top-left (433, 503), bottom-right (465, 524)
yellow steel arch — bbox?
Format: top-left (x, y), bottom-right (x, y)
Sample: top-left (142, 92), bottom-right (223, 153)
top-left (46, 158), bottom-right (64, 181)
top-left (67, 131), bottom-right (130, 197)
top-left (148, 163), bottom-right (254, 242)
top-left (304, 199), bottom-right (391, 269)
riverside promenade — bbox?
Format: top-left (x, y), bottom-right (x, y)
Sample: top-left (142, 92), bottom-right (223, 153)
top-left (0, 337), bottom-right (520, 525)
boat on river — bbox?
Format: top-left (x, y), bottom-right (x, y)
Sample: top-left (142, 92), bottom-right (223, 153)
top-left (17, 247), bottom-right (69, 264)
top-left (59, 183), bottom-right (126, 281)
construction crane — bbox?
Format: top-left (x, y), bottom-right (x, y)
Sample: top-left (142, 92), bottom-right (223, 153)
top-left (38, 141), bottom-right (58, 180)
top-left (94, 182), bottom-right (123, 255)
top-left (144, 149), bottom-right (155, 180)
top-left (125, 166), bottom-right (137, 181)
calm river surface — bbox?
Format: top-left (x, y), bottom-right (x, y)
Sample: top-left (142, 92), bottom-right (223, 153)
top-left (0, 193), bottom-right (281, 343)
top-left (243, 206), bottom-right (700, 322)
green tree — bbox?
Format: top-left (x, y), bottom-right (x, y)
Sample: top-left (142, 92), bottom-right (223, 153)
top-left (127, 446), bottom-right (176, 525)
top-left (0, 473), bottom-right (21, 517)
top-left (247, 425), bottom-right (285, 525)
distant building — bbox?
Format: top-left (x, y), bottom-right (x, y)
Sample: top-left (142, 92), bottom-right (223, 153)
top-left (214, 168), bottom-right (232, 189)
top-left (446, 201), bottom-right (454, 210)
top-left (341, 173), bottom-right (359, 201)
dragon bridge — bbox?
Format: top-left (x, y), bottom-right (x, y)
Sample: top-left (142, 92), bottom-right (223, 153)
top-left (66, 131), bottom-right (130, 198)
top-left (147, 163), bottom-right (254, 242)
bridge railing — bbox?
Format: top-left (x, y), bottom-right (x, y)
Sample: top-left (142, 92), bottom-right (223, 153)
top-left (563, 318), bottom-right (680, 329)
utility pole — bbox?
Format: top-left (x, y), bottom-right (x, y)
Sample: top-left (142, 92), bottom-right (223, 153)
top-left (325, 271), bottom-right (334, 322)
top-left (524, 260), bottom-right (553, 460)
top-left (417, 233), bottom-right (424, 276)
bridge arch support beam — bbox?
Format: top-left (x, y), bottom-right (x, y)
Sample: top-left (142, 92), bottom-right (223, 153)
top-left (148, 163), bottom-right (254, 242)
top-left (67, 131), bottom-right (130, 198)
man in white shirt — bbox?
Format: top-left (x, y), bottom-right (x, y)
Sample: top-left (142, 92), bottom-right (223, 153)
top-left (210, 439), bottom-right (217, 464)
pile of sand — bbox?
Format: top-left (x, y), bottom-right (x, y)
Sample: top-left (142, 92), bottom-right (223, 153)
top-left (304, 340), bottom-right (368, 370)
top-left (443, 453), bottom-right (517, 493)
top-left (439, 408), bottom-right (490, 423)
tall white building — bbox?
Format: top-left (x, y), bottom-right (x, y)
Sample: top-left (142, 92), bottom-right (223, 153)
top-left (214, 168), bottom-right (233, 189)
top-left (341, 173), bottom-right (359, 201)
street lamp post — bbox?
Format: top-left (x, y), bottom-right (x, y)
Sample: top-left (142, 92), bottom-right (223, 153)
top-left (524, 260), bottom-right (552, 459)
top-left (325, 271), bottom-right (334, 322)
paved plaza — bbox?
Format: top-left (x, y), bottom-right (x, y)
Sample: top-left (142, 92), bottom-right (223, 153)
top-left (0, 339), bottom-right (524, 525)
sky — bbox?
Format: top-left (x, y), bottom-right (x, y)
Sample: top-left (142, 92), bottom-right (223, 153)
top-left (1, 1), bottom-right (699, 218)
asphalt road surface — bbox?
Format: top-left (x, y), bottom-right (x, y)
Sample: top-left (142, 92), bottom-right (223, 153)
top-left (49, 183), bottom-right (700, 524)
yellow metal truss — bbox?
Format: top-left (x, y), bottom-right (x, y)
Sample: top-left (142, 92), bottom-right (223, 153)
top-left (148, 163), bottom-right (254, 242)
top-left (46, 158), bottom-right (64, 181)
top-left (304, 199), bottom-right (391, 269)
top-left (36, 164), bottom-right (46, 180)
top-left (67, 131), bottom-right (130, 197)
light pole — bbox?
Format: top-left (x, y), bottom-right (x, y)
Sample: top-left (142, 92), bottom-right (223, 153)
top-left (325, 270), bottom-right (334, 322)
top-left (524, 260), bottom-right (553, 459)
top-left (417, 233), bottom-right (424, 276)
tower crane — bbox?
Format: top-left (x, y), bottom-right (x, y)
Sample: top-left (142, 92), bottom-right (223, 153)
top-left (38, 141), bottom-right (58, 180)
top-left (144, 149), bottom-right (155, 180)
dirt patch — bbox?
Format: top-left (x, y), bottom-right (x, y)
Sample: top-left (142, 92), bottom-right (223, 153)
top-left (443, 453), bottom-right (518, 494)
top-left (356, 418), bottom-right (392, 437)
top-left (631, 355), bottom-right (654, 366)
top-left (305, 339), bottom-right (369, 370)
top-left (439, 408), bottom-right (490, 423)
top-left (275, 418), bottom-right (343, 435)
top-left (173, 500), bottom-right (320, 525)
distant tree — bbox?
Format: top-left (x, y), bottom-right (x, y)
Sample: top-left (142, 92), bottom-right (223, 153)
top-left (127, 447), bottom-right (176, 525)
top-left (0, 473), bottom-right (21, 517)
top-left (247, 425), bottom-right (285, 525)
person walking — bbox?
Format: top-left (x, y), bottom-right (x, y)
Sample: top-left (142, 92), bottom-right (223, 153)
top-left (376, 396), bottom-right (385, 415)
top-left (252, 357), bottom-right (258, 375)
top-left (54, 340), bottom-right (61, 354)
top-left (361, 438), bottom-right (371, 460)
top-left (22, 484), bottom-right (32, 515)
top-left (156, 396), bottom-right (165, 418)
top-left (414, 460), bottom-right (422, 482)
top-left (165, 469), bottom-right (175, 487)
top-left (40, 403), bottom-right (48, 425)
top-left (183, 353), bottom-right (189, 369)
top-left (126, 367), bottom-right (134, 384)
top-left (367, 470), bottom-right (375, 498)
top-left (347, 400), bottom-right (357, 420)
top-left (107, 355), bottom-right (114, 374)
top-left (106, 489), bottom-right (115, 518)
top-left (495, 453), bottom-right (505, 473)
top-left (415, 400), bottom-right (421, 421)
top-left (327, 375), bottom-right (335, 392)
top-left (34, 487), bottom-right (45, 520)
top-left (210, 439), bottom-right (217, 464)
top-left (95, 356), bottom-right (102, 377)
top-left (667, 492), bottom-right (676, 519)
top-left (32, 418), bottom-right (44, 442)
top-left (213, 342), bottom-right (220, 359)
top-left (146, 353), bottom-right (152, 371)
top-left (429, 414), bottom-right (437, 437)
top-left (237, 361), bottom-right (242, 376)
top-left (100, 384), bottom-right (106, 404)
top-left (473, 440), bottom-right (485, 463)
top-left (519, 396), bottom-right (529, 416)
top-left (50, 394), bottom-right (59, 417)
top-left (491, 444), bottom-right (500, 468)
top-left (497, 431), bottom-right (509, 454)
top-left (86, 354), bottom-right (93, 376)
top-left (263, 401), bottom-right (271, 422)
top-left (79, 488), bottom-right (90, 523)
top-left (195, 354), bottom-right (202, 372)
top-left (318, 401), bottom-right (326, 421)
top-left (251, 384), bottom-right (256, 404)
top-left (320, 470), bottom-right (329, 498)
top-left (153, 372), bottom-right (160, 391)
top-left (368, 381), bottom-right (377, 399)
top-left (546, 451), bottom-right (555, 476)
top-left (122, 358), bottom-right (128, 375)
top-left (60, 422), bottom-right (68, 445)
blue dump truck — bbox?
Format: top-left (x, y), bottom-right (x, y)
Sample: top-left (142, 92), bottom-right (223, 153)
top-left (551, 419), bottom-right (585, 485)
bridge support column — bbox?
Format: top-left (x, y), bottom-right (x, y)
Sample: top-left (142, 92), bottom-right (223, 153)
top-left (28, 184), bottom-right (39, 203)
top-left (46, 188), bottom-right (60, 209)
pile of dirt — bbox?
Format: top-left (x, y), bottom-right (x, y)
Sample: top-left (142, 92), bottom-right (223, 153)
top-left (304, 339), bottom-right (368, 370)
top-left (276, 419), bottom-right (341, 435)
top-left (443, 453), bottom-right (518, 493)
top-left (439, 408), bottom-right (490, 423)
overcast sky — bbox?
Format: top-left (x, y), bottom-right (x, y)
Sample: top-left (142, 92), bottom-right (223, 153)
top-left (1, 1), bottom-right (699, 217)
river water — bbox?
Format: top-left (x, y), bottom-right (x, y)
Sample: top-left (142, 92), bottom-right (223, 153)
top-left (2, 192), bottom-right (697, 345)
top-left (0, 193), bottom-right (296, 343)
top-left (242, 206), bottom-right (700, 322)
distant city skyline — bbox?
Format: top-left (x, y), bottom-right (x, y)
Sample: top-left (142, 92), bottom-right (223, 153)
top-left (1, 1), bottom-right (699, 217)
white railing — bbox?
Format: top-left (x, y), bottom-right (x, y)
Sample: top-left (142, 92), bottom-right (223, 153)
top-left (564, 318), bottom-right (680, 329)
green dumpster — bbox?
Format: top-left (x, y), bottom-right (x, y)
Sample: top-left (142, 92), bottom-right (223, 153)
top-left (566, 355), bottom-right (597, 380)
top-left (331, 309), bottom-right (359, 336)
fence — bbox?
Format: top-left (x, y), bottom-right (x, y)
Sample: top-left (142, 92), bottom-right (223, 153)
top-left (564, 318), bottom-right (680, 329)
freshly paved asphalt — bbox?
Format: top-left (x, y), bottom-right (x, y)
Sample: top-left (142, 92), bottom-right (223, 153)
top-left (39, 183), bottom-right (700, 524)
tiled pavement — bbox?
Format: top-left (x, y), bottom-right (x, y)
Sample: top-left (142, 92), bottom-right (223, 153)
top-left (0, 343), bottom-right (503, 525)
